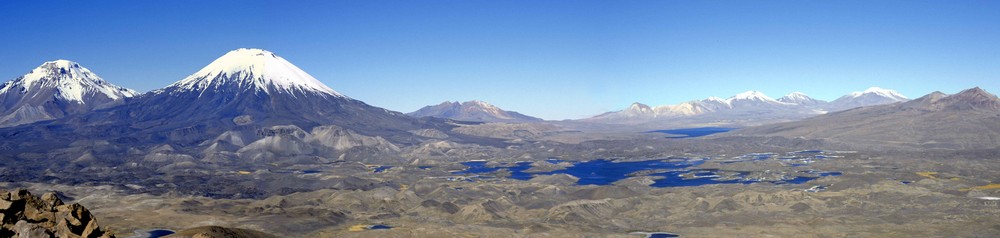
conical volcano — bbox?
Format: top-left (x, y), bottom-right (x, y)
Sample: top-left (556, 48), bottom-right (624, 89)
top-left (123, 48), bottom-right (456, 143)
top-left (166, 48), bottom-right (342, 97)
top-left (0, 60), bottom-right (137, 127)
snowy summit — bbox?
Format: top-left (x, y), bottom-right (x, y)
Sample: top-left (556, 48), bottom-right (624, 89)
top-left (780, 92), bottom-right (811, 102)
top-left (827, 86), bottom-right (908, 111)
top-left (169, 48), bottom-right (344, 97)
top-left (778, 92), bottom-right (824, 105)
top-left (728, 91), bottom-right (775, 102)
top-left (0, 60), bottom-right (137, 103)
top-left (725, 90), bottom-right (791, 106)
top-left (846, 87), bottom-right (907, 101)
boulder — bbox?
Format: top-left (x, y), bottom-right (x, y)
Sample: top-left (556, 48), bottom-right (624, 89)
top-left (0, 189), bottom-right (114, 238)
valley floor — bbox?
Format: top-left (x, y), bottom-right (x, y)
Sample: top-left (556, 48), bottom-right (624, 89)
top-left (3, 142), bottom-right (999, 237)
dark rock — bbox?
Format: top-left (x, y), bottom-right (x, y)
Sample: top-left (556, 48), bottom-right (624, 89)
top-left (441, 202), bottom-right (461, 214)
top-left (0, 189), bottom-right (114, 238)
top-left (14, 220), bottom-right (52, 238)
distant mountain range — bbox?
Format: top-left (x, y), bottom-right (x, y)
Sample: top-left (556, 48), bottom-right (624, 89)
top-left (1, 48), bottom-right (991, 156)
top-left (0, 48), bottom-right (500, 162)
top-left (0, 60), bottom-right (136, 127)
top-left (0, 58), bottom-right (913, 130)
top-left (737, 87), bottom-right (1000, 150)
top-left (405, 87), bottom-right (909, 126)
top-left (408, 100), bottom-right (542, 123)
top-left (583, 87), bottom-right (909, 126)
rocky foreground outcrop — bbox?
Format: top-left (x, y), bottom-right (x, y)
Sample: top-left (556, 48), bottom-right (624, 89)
top-left (0, 189), bottom-right (114, 238)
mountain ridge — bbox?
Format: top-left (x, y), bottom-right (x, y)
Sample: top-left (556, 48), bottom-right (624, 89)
top-left (584, 87), bottom-right (909, 126)
top-left (0, 49), bottom-right (503, 156)
top-left (408, 100), bottom-right (543, 123)
top-left (735, 87), bottom-right (1000, 150)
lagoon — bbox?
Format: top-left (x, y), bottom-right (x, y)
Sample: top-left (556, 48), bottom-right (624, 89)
top-left (452, 155), bottom-right (840, 187)
top-left (651, 127), bottom-right (736, 138)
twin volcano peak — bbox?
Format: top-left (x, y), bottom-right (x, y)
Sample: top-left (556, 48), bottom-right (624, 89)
top-left (168, 48), bottom-right (344, 97)
top-left (915, 87), bottom-right (1000, 111)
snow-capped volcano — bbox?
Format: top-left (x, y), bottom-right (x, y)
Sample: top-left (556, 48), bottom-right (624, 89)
top-left (627, 102), bottom-right (654, 115)
top-left (778, 92), bottom-right (825, 105)
top-left (1, 60), bottom-right (136, 103)
top-left (465, 100), bottom-right (506, 115)
top-left (727, 90), bottom-right (775, 102)
top-left (845, 87), bottom-right (907, 100)
top-left (0, 60), bottom-right (136, 127)
top-left (0, 48), bottom-right (499, 161)
top-left (827, 87), bottom-right (908, 111)
top-left (726, 90), bottom-right (785, 105)
top-left (407, 100), bottom-right (543, 122)
top-left (166, 48), bottom-right (343, 97)
top-left (73, 48), bottom-right (468, 145)
top-left (725, 90), bottom-right (792, 107)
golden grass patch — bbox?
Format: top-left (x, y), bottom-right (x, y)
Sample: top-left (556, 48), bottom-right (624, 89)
top-left (916, 172), bottom-right (938, 179)
top-left (348, 224), bottom-right (369, 231)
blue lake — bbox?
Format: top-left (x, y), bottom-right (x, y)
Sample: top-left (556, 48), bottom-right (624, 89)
top-left (147, 230), bottom-right (175, 238)
top-left (369, 224), bottom-right (392, 230)
top-left (650, 127), bottom-right (736, 138)
top-left (452, 157), bottom-right (840, 187)
top-left (452, 161), bottom-right (534, 180)
top-left (648, 233), bottom-right (680, 238)
top-left (373, 166), bottom-right (393, 173)
top-left (538, 159), bottom-right (700, 186)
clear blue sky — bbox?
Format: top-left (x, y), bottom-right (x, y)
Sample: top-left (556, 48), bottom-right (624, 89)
top-left (2, 1), bottom-right (998, 120)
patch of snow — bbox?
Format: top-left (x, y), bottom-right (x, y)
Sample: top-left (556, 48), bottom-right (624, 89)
top-left (726, 90), bottom-right (794, 105)
top-left (627, 102), bottom-right (654, 113)
top-left (781, 92), bottom-right (809, 100)
top-left (728, 90), bottom-right (772, 101)
top-left (847, 87), bottom-right (908, 100)
top-left (464, 100), bottom-right (508, 118)
top-left (703, 96), bottom-right (727, 103)
top-left (805, 185), bottom-right (827, 192)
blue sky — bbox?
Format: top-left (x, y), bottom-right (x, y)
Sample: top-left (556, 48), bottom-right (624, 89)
top-left (1, 1), bottom-right (998, 120)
